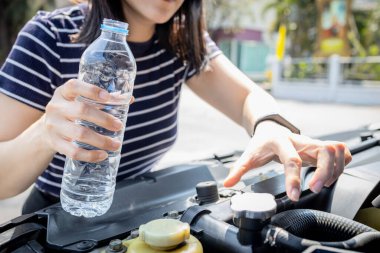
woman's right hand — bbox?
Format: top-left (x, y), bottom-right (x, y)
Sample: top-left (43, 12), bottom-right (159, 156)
top-left (42, 79), bottom-right (126, 162)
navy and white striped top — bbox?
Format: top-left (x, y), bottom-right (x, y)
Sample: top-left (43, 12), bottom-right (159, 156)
top-left (0, 5), bottom-right (221, 197)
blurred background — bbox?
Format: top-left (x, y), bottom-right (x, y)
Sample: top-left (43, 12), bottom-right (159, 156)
top-left (1, 0), bottom-right (380, 223)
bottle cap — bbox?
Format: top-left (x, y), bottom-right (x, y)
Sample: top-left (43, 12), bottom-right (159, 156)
top-left (139, 219), bottom-right (190, 250)
top-left (101, 19), bottom-right (129, 35)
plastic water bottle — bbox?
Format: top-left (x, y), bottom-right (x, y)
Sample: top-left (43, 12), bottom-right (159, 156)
top-left (60, 19), bottom-right (136, 217)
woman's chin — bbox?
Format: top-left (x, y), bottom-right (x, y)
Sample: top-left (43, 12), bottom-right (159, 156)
top-left (151, 15), bottom-right (175, 24)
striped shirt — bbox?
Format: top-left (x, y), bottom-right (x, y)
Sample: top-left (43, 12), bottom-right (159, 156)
top-left (0, 5), bottom-right (221, 197)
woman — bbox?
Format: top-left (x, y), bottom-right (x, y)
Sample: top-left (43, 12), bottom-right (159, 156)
top-left (0, 0), bottom-right (351, 213)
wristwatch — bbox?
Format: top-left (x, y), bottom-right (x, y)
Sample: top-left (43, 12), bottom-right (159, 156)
top-left (251, 114), bottom-right (301, 137)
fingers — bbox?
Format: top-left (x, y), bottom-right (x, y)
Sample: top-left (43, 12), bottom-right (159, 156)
top-left (223, 142), bottom-right (274, 188)
top-left (309, 145), bottom-right (335, 193)
top-left (223, 165), bottom-right (251, 188)
top-left (57, 119), bottom-right (122, 152)
top-left (223, 153), bottom-right (254, 188)
top-left (43, 78), bottom-right (126, 161)
top-left (55, 136), bottom-right (108, 163)
top-left (325, 142), bottom-right (345, 186)
top-left (273, 138), bottom-right (302, 201)
top-left (69, 100), bottom-right (123, 131)
top-left (307, 141), bottom-right (352, 192)
top-left (59, 79), bottom-right (110, 102)
top-left (290, 134), bottom-right (352, 191)
top-left (46, 118), bottom-right (121, 163)
top-left (58, 79), bottom-right (123, 131)
top-left (222, 119), bottom-right (353, 204)
top-left (344, 145), bottom-right (352, 165)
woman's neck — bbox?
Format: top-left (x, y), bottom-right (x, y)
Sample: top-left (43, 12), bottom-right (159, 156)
top-left (122, 2), bottom-right (155, 43)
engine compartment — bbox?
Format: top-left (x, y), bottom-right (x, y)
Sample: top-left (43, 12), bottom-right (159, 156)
top-left (1, 125), bottom-right (380, 253)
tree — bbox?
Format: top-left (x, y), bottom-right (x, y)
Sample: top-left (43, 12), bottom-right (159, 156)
top-left (205, 0), bottom-right (255, 36)
top-left (264, 0), bottom-right (380, 58)
top-left (263, 0), bottom-right (318, 57)
top-left (0, 0), bottom-right (56, 64)
top-left (352, 6), bottom-right (380, 56)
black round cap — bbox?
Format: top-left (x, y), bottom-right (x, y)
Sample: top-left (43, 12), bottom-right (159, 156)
top-left (196, 181), bottom-right (219, 204)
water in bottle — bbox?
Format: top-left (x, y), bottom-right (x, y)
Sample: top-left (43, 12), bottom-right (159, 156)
top-left (60, 19), bottom-right (136, 217)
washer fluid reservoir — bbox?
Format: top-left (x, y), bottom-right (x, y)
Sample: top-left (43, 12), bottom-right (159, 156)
top-left (124, 219), bottom-right (203, 253)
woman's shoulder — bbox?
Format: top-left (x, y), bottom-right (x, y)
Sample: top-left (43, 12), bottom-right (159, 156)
top-left (35, 4), bottom-right (86, 26)
top-left (24, 4), bottom-right (87, 42)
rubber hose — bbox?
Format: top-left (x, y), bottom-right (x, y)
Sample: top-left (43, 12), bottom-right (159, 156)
top-left (262, 209), bottom-right (380, 252)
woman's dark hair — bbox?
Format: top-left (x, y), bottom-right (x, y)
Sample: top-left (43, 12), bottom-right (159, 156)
top-left (74, 0), bottom-right (206, 73)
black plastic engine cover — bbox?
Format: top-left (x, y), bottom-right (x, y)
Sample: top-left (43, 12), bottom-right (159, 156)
top-left (1, 126), bottom-right (379, 253)
top-left (39, 163), bottom-right (218, 251)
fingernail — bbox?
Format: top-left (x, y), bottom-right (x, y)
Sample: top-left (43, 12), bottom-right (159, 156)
top-left (112, 140), bottom-right (121, 148)
top-left (98, 152), bottom-right (108, 160)
top-left (113, 119), bottom-right (123, 129)
top-left (290, 187), bottom-right (300, 201)
top-left (223, 176), bottom-right (235, 187)
top-left (311, 180), bottom-right (324, 193)
top-left (99, 90), bottom-right (109, 100)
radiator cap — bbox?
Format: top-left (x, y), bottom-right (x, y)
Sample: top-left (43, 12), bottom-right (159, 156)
top-left (231, 192), bottom-right (277, 222)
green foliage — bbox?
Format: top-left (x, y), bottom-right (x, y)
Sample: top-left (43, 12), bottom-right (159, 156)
top-left (265, 0), bottom-right (380, 58)
top-left (205, 0), bottom-right (255, 31)
top-left (352, 7), bottom-right (380, 57)
top-left (265, 0), bottom-right (380, 82)
top-left (283, 61), bottom-right (328, 80)
top-left (0, 0), bottom-right (56, 64)
top-left (263, 0), bottom-right (318, 58)
top-left (344, 62), bottom-right (380, 82)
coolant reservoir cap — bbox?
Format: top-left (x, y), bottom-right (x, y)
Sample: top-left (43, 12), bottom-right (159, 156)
top-left (231, 192), bottom-right (277, 221)
top-left (139, 219), bottom-right (190, 250)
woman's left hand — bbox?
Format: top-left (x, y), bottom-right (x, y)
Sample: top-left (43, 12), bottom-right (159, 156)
top-left (223, 121), bottom-right (352, 201)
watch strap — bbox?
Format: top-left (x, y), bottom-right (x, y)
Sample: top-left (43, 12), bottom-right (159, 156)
top-left (252, 114), bottom-right (301, 137)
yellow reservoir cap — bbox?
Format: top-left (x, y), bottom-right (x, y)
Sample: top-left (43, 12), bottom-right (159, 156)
top-left (124, 235), bottom-right (203, 253)
top-left (139, 219), bottom-right (190, 250)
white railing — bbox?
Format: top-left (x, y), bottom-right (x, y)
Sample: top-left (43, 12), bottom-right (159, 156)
top-left (271, 55), bottom-right (380, 105)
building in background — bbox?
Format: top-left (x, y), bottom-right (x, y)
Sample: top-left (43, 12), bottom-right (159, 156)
top-left (206, 0), bottom-right (276, 83)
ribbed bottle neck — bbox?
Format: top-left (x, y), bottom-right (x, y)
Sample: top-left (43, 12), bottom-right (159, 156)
top-left (100, 18), bottom-right (129, 42)
top-left (100, 30), bottom-right (127, 42)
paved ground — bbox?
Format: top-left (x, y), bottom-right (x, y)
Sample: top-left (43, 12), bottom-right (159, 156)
top-left (1, 86), bottom-right (380, 224)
